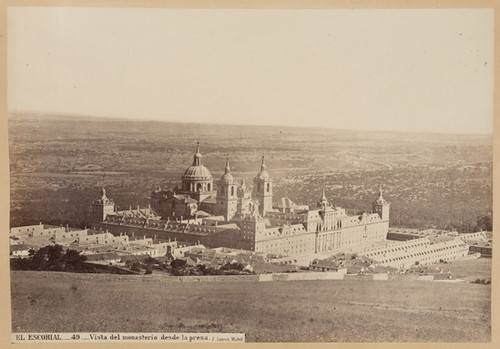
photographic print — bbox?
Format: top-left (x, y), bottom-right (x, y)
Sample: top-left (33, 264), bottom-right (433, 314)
top-left (5, 2), bottom-right (494, 344)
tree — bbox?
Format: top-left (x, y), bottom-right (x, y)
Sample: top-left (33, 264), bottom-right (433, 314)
top-left (63, 249), bottom-right (87, 270)
top-left (130, 261), bottom-right (141, 272)
top-left (220, 262), bottom-right (245, 271)
top-left (144, 256), bottom-right (158, 265)
top-left (170, 259), bottom-right (187, 270)
top-left (46, 245), bottom-right (64, 265)
top-left (476, 215), bottom-right (492, 232)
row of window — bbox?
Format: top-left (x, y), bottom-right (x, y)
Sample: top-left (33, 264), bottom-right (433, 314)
top-left (380, 251), bottom-right (468, 264)
top-left (185, 182), bottom-right (212, 192)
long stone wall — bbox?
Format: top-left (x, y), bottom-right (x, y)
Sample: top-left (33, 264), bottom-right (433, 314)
top-left (362, 238), bottom-right (470, 269)
top-left (11, 271), bottom-right (466, 283)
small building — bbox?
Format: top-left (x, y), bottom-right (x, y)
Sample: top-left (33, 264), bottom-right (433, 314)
top-left (468, 241), bottom-right (492, 257)
top-left (309, 259), bottom-right (345, 272)
top-left (9, 244), bottom-right (37, 258)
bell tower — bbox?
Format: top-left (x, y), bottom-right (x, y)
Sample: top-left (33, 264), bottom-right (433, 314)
top-left (216, 156), bottom-right (238, 221)
top-left (253, 156), bottom-right (273, 216)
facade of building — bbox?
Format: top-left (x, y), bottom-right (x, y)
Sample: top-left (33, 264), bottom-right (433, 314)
top-left (91, 143), bottom-right (392, 257)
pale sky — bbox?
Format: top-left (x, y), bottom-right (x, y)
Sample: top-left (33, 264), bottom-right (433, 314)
top-left (7, 7), bottom-right (494, 134)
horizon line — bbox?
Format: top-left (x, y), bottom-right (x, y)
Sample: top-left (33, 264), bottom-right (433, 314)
top-left (7, 109), bottom-right (494, 137)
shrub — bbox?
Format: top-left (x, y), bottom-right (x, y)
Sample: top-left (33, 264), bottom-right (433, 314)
top-left (220, 262), bottom-right (245, 271)
top-left (130, 261), bottom-right (141, 272)
top-left (144, 256), bottom-right (158, 265)
top-left (170, 259), bottom-right (187, 269)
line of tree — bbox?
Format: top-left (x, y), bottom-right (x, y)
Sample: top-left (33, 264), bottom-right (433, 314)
top-left (124, 257), bottom-right (253, 276)
top-left (11, 245), bottom-right (88, 272)
top-left (11, 245), bottom-right (136, 274)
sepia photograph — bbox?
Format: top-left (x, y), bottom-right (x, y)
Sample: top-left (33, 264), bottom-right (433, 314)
top-left (4, 1), bottom-right (495, 344)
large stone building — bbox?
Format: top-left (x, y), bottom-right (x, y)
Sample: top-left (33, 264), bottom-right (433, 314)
top-left (90, 143), bottom-right (391, 257)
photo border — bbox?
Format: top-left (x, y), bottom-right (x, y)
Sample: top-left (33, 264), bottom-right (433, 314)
top-left (1, 0), bottom-right (498, 348)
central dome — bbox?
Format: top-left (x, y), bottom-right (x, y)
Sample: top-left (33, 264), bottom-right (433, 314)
top-left (183, 164), bottom-right (213, 180)
top-left (182, 142), bottom-right (213, 180)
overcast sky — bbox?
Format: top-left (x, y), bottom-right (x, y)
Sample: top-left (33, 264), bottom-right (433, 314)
top-left (7, 7), bottom-right (494, 134)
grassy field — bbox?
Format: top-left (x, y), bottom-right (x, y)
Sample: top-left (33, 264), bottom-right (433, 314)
top-left (426, 258), bottom-right (492, 282)
top-left (11, 271), bottom-right (490, 342)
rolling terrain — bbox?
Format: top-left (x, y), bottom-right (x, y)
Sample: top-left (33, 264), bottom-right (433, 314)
top-left (8, 112), bottom-right (492, 232)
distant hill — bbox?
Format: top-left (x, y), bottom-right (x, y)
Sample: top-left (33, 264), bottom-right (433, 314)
top-left (8, 110), bottom-right (492, 145)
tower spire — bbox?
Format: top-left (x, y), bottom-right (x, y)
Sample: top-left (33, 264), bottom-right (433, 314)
top-left (261, 155), bottom-right (266, 171)
top-left (225, 155), bottom-right (230, 174)
top-left (193, 141), bottom-right (202, 165)
top-left (378, 184), bottom-right (383, 200)
top-left (319, 188), bottom-right (329, 208)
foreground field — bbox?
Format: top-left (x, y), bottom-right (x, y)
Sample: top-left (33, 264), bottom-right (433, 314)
top-left (11, 271), bottom-right (490, 342)
top-left (426, 257), bottom-right (492, 282)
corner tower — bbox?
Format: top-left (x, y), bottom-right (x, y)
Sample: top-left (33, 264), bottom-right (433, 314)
top-left (253, 156), bottom-right (273, 216)
top-left (216, 157), bottom-right (238, 221)
top-left (373, 185), bottom-right (390, 221)
top-left (91, 187), bottom-right (115, 222)
top-left (318, 189), bottom-right (335, 231)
